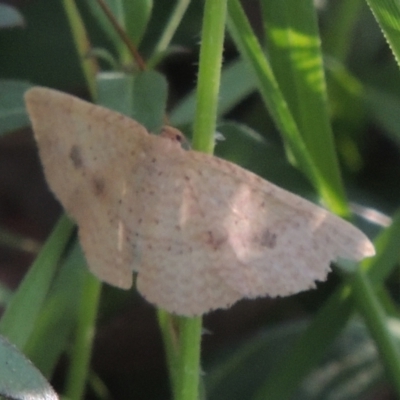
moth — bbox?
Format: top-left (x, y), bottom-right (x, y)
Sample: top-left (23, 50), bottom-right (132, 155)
top-left (25, 87), bottom-right (375, 315)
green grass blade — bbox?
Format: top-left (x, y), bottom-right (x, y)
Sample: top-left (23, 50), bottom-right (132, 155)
top-left (64, 271), bottom-right (102, 400)
top-left (61, 0), bottom-right (98, 99)
top-left (226, 0), bottom-right (343, 213)
top-left (152, 0), bottom-right (190, 57)
top-left (122, 0), bottom-right (153, 46)
top-left (323, 0), bottom-right (363, 61)
top-left (0, 214), bottom-right (75, 349)
top-left (157, 310), bottom-right (180, 398)
top-left (24, 243), bottom-right (86, 378)
top-left (261, 0), bottom-right (348, 213)
top-left (0, 335), bottom-right (58, 400)
top-left (0, 79), bottom-right (32, 136)
top-left (366, 0), bottom-right (400, 68)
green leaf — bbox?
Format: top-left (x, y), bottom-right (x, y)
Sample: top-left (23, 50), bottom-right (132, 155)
top-left (0, 80), bottom-right (32, 135)
top-left (366, 86), bottom-right (400, 145)
top-left (131, 70), bottom-right (168, 132)
top-left (84, 0), bottom-right (122, 53)
top-left (214, 122), bottom-right (312, 196)
top-left (24, 243), bottom-right (86, 378)
top-left (0, 334), bottom-right (58, 400)
top-left (365, 0), bottom-right (400, 68)
top-left (97, 69), bottom-right (168, 131)
top-left (0, 215), bottom-right (75, 349)
top-left (85, 0), bottom-right (152, 65)
top-left (96, 71), bottom-right (135, 116)
top-left (0, 4), bottom-right (25, 29)
top-left (122, 0), bottom-right (153, 45)
top-left (323, 0), bottom-right (363, 61)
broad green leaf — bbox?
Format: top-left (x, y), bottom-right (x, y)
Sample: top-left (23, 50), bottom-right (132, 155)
top-left (0, 334), bottom-right (58, 400)
top-left (97, 69), bottom-right (168, 131)
top-left (0, 4), bottom-right (25, 29)
top-left (122, 0), bottom-right (153, 45)
top-left (323, 0), bottom-right (363, 61)
top-left (0, 282), bottom-right (13, 308)
top-left (366, 86), bottom-right (400, 145)
top-left (214, 122), bottom-right (312, 196)
top-left (0, 80), bottom-right (32, 135)
top-left (131, 70), bottom-right (168, 132)
top-left (96, 71), bottom-right (134, 116)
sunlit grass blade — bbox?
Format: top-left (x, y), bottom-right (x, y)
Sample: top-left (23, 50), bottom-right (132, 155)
top-left (261, 0), bottom-right (348, 214)
top-left (226, 0), bottom-right (343, 213)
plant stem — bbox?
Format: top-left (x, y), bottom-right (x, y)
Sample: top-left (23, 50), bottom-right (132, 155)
top-left (176, 316), bottom-right (203, 400)
top-left (192, 0), bottom-right (228, 153)
top-left (61, 0), bottom-right (98, 99)
top-left (153, 0), bottom-right (191, 55)
top-left (158, 310), bottom-right (180, 398)
top-left (95, 0), bottom-right (146, 71)
top-left (65, 272), bottom-right (102, 400)
top-left (167, 1), bottom-right (228, 399)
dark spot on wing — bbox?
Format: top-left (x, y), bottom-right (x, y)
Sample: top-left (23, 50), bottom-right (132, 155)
top-left (69, 145), bottom-right (83, 168)
top-left (205, 230), bottom-right (226, 250)
top-left (260, 229), bottom-right (277, 249)
top-left (92, 177), bottom-right (105, 196)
